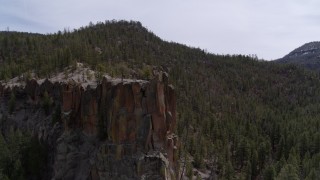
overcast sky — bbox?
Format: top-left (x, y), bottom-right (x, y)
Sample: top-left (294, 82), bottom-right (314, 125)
top-left (1, 0), bottom-right (320, 60)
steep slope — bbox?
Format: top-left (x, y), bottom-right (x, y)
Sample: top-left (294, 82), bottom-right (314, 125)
top-left (0, 64), bottom-right (178, 179)
top-left (1, 21), bottom-right (320, 179)
top-left (277, 41), bottom-right (320, 71)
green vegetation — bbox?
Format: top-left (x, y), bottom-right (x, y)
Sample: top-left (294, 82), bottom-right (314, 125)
top-left (52, 104), bottom-right (61, 125)
top-left (0, 128), bottom-right (47, 180)
top-left (42, 91), bottom-right (52, 115)
top-left (1, 20), bottom-right (320, 179)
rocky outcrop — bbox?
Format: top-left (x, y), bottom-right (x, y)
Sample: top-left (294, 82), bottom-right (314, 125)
top-left (0, 71), bottom-right (179, 180)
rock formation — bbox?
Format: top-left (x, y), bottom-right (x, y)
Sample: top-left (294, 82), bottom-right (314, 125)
top-left (0, 67), bottom-right (179, 180)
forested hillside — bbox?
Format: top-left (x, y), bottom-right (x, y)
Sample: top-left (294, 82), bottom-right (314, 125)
top-left (1, 20), bottom-right (320, 179)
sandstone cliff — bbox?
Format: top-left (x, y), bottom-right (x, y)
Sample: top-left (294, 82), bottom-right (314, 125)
top-left (0, 66), bottom-right (179, 180)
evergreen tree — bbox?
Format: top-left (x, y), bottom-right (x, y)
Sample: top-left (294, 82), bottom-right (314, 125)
top-left (276, 164), bottom-right (299, 180)
top-left (42, 91), bottom-right (52, 115)
top-left (0, 133), bottom-right (10, 173)
top-left (305, 168), bottom-right (320, 180)
top-left (263, 165), bottom-right (276, 180)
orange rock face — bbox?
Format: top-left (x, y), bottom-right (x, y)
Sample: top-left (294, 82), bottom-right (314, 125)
top-left (0, 71), bottom-right (179, 179)
top-left (166, 85), bottom-right (177, 132)
top-left (62, 84), bottom-right (73, 112)
top-left (2, 72), bottom-right (178, 168)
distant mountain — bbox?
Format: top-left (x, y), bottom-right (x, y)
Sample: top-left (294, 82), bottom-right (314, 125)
top-left (277, 41), bottom-right (320, 71)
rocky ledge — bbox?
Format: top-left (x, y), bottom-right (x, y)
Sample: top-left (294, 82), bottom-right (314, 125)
top-left (0, 67), bottom-right (179, 180)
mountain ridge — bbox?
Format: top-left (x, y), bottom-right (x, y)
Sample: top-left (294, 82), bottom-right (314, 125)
top-left (277, 41), bottom-right (320, 71)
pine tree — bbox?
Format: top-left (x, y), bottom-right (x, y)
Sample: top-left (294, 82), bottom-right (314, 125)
top-left (305, 168), bottom-right (320, 180)
top-left (224, 160), bottom-right (234, 179)
top-left (251, 149), bottom-right (259, 178)
top-left (0, 133), bottom-right (10, 172)
top-left (276, 164), bottom-right (299, 180)
top-left (42, 91), bottom-right (52, 115)
top-left (263, 165), bottom-right (276, 180)
top-left (245, 161), bottom-right (252, 180)
top-left (11, 159), bottom-right (24, 180)
top-left (0, 172), bottom-right (9, 180)
top-left (287, 147), bottom-right (300, 172)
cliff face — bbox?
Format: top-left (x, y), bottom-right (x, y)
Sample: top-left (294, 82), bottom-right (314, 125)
top-left (0, 71), bottom-right (178, 180)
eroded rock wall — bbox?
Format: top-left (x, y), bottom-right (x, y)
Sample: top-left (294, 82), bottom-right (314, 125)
top-left (0, 72), bottom-right (179, 180)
